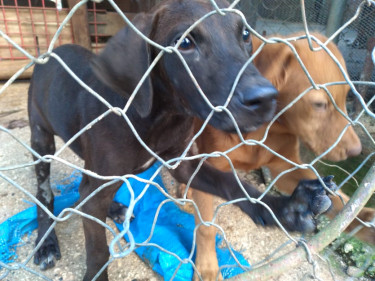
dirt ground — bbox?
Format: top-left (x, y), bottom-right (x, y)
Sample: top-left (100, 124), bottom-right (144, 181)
top-left (0, 82), bottom-right (365, 281)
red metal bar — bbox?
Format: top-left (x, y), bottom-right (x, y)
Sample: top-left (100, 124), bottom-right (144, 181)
top-left (55, 1), bottom-right (63, 46)
top-left (0, 0), bottom-right (14, 59)
top-left (14, 0), bottom-right (25, 53)
top-left (0, 2), bottom-right (104, 60)
top-left (28, 0), bottom-right (39, 57)
top-left (0, 55), bottom-right (29, 60)
top-left (1, 43), bottom-right (49, 47)
top-left (1, 6), bottom-right (70, 11)
top-left (41, 0), bottom-right (50, 50)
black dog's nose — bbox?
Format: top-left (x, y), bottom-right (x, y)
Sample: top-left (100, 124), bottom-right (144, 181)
top-left (241, 86), bottom-right (278, 110)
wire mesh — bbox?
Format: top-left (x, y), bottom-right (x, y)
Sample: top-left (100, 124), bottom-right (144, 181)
top-left (0, 0), bottom-right (374, 280)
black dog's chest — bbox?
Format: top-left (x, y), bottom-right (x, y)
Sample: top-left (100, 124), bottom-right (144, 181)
top-left (90, 112), bottom-right (194, 175)
top-left (146, 115), bottom-right (193, 157)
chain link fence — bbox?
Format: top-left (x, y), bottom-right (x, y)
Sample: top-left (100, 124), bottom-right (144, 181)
top-left (0, 0), bottom-right (375, 280)
top-left (239, 0), bottom-right (375, 112)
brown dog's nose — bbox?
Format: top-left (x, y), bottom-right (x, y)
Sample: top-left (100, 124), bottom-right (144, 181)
top-left (346, 142), bottom-right (362, 157)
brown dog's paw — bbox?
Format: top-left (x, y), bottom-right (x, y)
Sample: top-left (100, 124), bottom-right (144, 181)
top-left (194, 257), bottom-right (223, 281)
top-left (356, 226), bottom-right (375, 245)
top-left (348, 207), bottom-right (375, 245)
top-left (177, 183), bottom-right (195, 214)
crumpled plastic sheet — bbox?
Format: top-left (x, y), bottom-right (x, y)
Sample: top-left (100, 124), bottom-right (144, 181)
top-left (0, 162), bottom-right (250, 279)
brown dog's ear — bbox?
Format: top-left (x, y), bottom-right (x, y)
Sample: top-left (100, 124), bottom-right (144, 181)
top-left (251, 35), bottom-right (263, 53)
top-left (253, 39), bottom-right (293, 91)
top-left (91, 13), bottom-right (153, 118)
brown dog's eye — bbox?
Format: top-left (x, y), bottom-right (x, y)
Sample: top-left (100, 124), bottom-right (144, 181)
top-left (313, 102), bottom-right (328, 111)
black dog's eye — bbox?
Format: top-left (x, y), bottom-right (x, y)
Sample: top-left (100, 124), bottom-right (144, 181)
top-left (174, 37), bottom-right (195, 51)
top-left (242, 28), bottom-right (250, 43)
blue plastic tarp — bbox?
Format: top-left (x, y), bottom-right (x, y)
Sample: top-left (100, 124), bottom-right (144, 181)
top-left (0, 163), bottom-right (250, 279)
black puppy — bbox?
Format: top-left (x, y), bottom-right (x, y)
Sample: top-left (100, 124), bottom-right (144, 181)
top-left (28, 0), bottom-right (332, 280)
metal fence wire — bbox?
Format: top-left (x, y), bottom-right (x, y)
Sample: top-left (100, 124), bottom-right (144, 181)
top-left (0, 0), bottom-right (375, 280)
top-left (239, 0), bottom-right (375, 114)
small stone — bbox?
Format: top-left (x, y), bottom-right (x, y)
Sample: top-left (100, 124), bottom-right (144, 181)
top-left (63, 272), bottom-right (75, 281)
top-left (53, 268), bottom-right (62, 276)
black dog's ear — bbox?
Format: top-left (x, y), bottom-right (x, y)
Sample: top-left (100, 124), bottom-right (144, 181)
top-left (91, 13), bottom-right (153, 118)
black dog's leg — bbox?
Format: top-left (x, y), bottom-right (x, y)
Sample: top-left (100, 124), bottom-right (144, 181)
top-left (80, 177), bottom-right (122, 281)
top-left (171, 160), bottom-right (334, 233)
top-left (30, 124), bottom-right (60, 270)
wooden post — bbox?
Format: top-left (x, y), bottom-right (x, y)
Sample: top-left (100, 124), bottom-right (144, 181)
top-left (354, 38), bottom-right (375, 114)
top-left (115, 0), bottom-right (159, 13)
top-left (326, 0), bottom-right (347, 42)
top-left (239, 0), bottom-right (261, 30)
top-left (67, 0), bottom-right (91, 50)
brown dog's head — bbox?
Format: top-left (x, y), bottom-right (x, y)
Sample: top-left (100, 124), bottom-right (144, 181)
top-left (253, 33), bottom-right (361, 161)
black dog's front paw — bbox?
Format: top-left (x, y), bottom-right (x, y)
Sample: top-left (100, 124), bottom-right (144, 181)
top-left (34, 231), bottom-right (61, 270)
top-left (107, 201), bottom-right (135, 224)
top-left (281, 176), bottom-right (336, 233)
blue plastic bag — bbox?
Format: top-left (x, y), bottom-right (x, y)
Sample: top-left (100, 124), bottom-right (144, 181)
top-left (113, 162), bottom-right (250, 279)
top-left (0, 163), bottom-right (250, 279)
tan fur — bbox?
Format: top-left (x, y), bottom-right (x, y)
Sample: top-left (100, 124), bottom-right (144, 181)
top-left (190, 32), bottom-right (374, 280)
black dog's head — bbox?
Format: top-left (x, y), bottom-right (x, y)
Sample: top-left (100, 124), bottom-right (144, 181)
top-left (92, 0), bottom-right (277, 133)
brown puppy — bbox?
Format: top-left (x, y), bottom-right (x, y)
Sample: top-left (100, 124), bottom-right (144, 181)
top-left (188, 32), bottom-right (374, 280)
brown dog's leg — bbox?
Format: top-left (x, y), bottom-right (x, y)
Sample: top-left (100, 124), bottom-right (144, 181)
top-left (329, 191), bottom-right (375, 244)
top-left (192, 189), bottom-right (223, 281)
